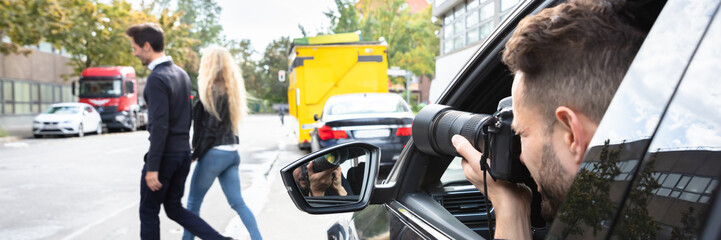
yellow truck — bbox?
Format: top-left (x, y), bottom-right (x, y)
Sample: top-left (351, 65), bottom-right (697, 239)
top-left (287, 33), bottom-right (389, 150)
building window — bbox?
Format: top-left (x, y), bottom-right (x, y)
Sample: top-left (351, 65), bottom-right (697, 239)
top-left (440, 0), bottom-right (517, 55)
top-left (481, 1), bottom-right (494, 21)
top-left (0, 79), bottom-right (71, 115)
top-left (501, 0), bottom-right (520, 12)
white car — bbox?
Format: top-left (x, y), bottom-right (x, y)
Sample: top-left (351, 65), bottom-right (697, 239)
top-left (32, 103), bottom-right (103, 138)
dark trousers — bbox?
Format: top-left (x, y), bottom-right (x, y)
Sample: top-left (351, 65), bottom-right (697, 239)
top-left (139, 151), bottom-right (225, 240)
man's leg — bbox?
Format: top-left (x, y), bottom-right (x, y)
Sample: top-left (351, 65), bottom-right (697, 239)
top-left (139, 165), bottom-right (171, 240)
top-left (163, 152), bottom-right (226, 240)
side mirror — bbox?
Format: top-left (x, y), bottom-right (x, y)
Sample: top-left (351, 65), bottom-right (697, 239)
top-left (280, 142), bottom-right (379, 214)
top-left (314, 114), bottom-right (320, 121)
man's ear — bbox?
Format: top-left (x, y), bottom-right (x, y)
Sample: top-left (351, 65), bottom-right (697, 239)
top-left (142, 42), bottom-right (153, 51)
top-left (555, 106), bottom-right (595, 166)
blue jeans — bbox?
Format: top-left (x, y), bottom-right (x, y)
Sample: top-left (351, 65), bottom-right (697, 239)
top-left (183, 148), bottom-right (262, 240)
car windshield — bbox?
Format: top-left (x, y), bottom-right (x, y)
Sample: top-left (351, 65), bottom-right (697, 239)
top-left (327, 95), bottom-right (410, 116)
top-left (45, 106), bottom-right (79, 114)
top-left (79, 80), bottom-right (122, 98)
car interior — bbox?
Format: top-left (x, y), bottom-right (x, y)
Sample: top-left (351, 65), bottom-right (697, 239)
top-left (375, 0), bottom-right (670, 239)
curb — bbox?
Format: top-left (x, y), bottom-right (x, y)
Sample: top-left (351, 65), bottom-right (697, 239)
top-left (0, 136), bottom-right (21, 143)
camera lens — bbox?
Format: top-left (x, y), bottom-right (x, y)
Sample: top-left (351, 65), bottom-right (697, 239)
top-left (412, 104), bottom-right (490, 157)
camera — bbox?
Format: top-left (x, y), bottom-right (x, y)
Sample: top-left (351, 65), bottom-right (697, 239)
top-left (412, 97), bottom-right (530, 183)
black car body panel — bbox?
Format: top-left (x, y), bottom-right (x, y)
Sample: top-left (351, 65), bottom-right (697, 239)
top-left (313, 0), bottom-right (721, 239)
top-left (311, 93), bottom-right (414, 166)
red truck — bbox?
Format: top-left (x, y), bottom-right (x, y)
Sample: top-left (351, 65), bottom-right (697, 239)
top-left (73, 66), bottom-right (147, 131)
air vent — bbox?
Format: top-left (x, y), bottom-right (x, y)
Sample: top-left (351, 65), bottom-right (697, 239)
top-left (434, 189), bottom-right (493, 238)
top-left (436, 191), bottom-right (490, 214)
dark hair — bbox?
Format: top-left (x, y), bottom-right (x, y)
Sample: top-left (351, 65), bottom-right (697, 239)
top-left (125, 23), bottom-right (165, 52)
top-left (502, 0), bottom-right (646, 126)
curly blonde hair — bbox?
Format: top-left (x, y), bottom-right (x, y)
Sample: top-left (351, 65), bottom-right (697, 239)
top-left (197, 46), bottom-right (248, 133)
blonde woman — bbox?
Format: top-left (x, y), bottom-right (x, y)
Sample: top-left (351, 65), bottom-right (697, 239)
top-left (185, 46), bottom-right (261, 240)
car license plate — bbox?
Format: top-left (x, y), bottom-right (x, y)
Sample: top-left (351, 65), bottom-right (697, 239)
top-left (354, 129), bottom-right (390, 138)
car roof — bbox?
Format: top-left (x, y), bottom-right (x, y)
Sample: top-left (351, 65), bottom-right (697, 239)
top-left (327, 93), bottom-right (404, 102)
top-left (50, 103), bottom-right (87, 107)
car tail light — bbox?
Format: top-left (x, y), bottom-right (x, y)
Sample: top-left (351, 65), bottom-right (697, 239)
top-left (318, 125), bottom-right (348, 140)
top-left (396, 127), bottom-right (412, 136)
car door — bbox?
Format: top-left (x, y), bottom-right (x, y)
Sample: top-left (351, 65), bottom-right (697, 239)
top-left (546, 0), bottom-right (721, 239)
top-left (365, 1), bottom-right (558, 239)
top-left (85, 106), bottom-right (100, 131)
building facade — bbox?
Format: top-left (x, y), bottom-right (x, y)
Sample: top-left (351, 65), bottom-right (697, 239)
top-left (430, 0), bottom-right (519, 103)
top-left (0, 40), bottom-right (77, 136)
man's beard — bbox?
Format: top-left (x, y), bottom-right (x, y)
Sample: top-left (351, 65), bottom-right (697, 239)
top-left (140, 57), bottom-right (151, 66)
top-left (536, 142), bottom-right (574, 221)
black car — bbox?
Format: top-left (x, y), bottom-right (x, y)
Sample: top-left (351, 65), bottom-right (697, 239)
top-left (281, 0), bottom-right (721, 239)
top-left (309, 93), bottom-right (414, 168)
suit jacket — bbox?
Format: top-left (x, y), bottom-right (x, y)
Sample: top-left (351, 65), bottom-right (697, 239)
top-left (143, 61), bottom-right (192, 171)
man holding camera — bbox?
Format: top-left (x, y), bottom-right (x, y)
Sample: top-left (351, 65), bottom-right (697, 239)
top-left (452, 1), bottom-right (646, 239)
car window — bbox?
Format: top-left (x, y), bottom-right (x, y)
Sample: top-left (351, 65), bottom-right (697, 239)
top-left (46, 106), bottom-right (79, 114)
top-left (327, 96), bottom-right (410, 115)
top-left (547, 0), bottom-right (719, 239)
top-left (609, 8), bottom-right (721, 239)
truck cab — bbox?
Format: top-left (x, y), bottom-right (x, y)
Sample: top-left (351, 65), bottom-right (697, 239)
top-left (74, 66), bottom-right (147, 131)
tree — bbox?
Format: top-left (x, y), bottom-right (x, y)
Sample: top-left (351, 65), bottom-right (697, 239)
top-left (177, 0), bottom-right (223, 50)
top-left (322, 0), bottom-right (440, 84)
top-left (324, 0), bottom-right (360, 34)
top-left (0, 0), bottom-right (67, 55)
top-left (257, 37), bottom-right (291, 103)
top-left (556, 140), bottom-right (621, 238)
top-left (44, 0), bottom-right (199, 78)
top-left (223, 38), bottom-right (261, 98)
top-left (45, 0), bottom-right (137, 77)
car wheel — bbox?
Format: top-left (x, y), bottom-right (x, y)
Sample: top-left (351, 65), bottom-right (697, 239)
top-left (33, 134), bottom-right (42, 139)
top-left (96, 121), bottom-right (103, 135)
top-left (311, 133), bottom-right (321, 152)
top-left (77, 124), bottom-right (84, 138)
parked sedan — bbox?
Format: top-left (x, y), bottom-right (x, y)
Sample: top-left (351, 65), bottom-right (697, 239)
top-left (32, 103), bottom-right (103, 138)
top-left (310, 93), bottom-right (414, 167)
top-left (282, 0), bottom-right (721, 239)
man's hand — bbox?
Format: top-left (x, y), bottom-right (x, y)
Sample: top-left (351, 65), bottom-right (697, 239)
top-left (331, 167), bottom-right (347, 196)
top-left (145, 171), bottom-right (163, 192)
top-left (452, 135), bottom-right (532, 239)
top-left (307, 162), bottom-right (335, 196)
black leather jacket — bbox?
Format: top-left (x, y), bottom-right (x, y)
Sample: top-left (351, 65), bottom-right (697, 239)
top-left (191, 94), bottom-right (239, 160)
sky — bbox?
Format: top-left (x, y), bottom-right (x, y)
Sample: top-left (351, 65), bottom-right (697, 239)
top-left (216, 0), bottom-right (337, 55)
top-left (124, 0), bottom-right (337, 57)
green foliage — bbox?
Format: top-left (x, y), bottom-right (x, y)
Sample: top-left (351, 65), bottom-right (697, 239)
top-left (324, 0), bottom-right (360, 34)
top-left (322, 0), bottom-right (440, 85)
top-left (671, 207), bottom-right (699, 240)
top-left (614, 153), bottom-right (661, 239)
top-left (257, 37), bottom-right (291, 103)
top-left (0, 0), bottom-right (67, 55)
top-left (557, 140), bottom-right (621, 238)
top-left (177, 0), bottom-right (223, 50)
top-left (45, 0), bottom-right (137, 77)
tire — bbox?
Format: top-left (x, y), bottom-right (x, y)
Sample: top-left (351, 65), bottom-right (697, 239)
top-left (33, 134), bottom-right (42, 139)
top-left (96, 122), bottom-right (103, 135)
top-left (77, 124), bottom-right (84, 138)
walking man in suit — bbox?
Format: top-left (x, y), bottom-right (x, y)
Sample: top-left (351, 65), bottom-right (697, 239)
top-left (126, 23), bottom-right (231, 240)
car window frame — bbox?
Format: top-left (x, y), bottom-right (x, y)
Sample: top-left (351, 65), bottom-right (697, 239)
top-left (547, 0), bottom-right (721, 239)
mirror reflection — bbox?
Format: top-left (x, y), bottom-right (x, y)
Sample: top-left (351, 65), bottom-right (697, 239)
top-left (291, 147), bottom-right (369, 206)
